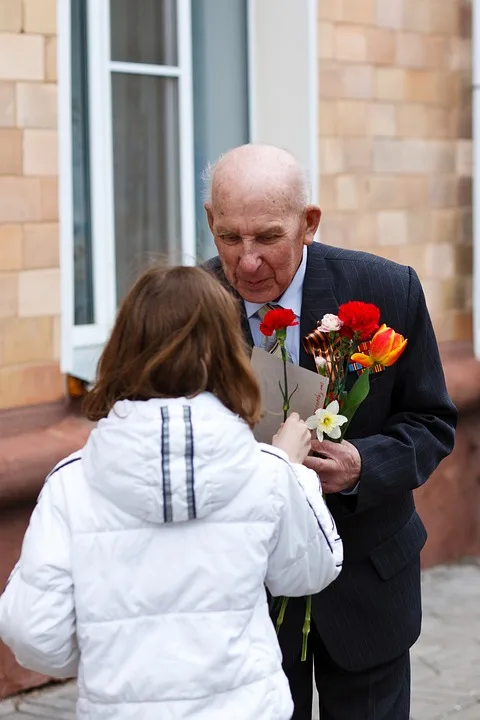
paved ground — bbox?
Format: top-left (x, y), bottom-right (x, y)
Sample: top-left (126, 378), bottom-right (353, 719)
top-left (0, 562), bottom-right (479, 719)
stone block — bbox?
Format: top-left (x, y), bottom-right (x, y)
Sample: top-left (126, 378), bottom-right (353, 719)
top-left (426, 243), bottom-right (455, 279)
top-left (336, 175), bottom-right (360, 211)
top-left (0, 271), bottom-right (17, 317)
top-left (0, 0), bottom-right (21, 31)
top-left (16, 83), bottom-right (57, 128)
top-left (375, 0), bottom-right (403, 29)
top-left (2, 315), bottom-right (54, 364)
top-left (448, 37), bottom-right (471, 72)
top-left (366, 176), bottom-right (404, 210)
top-left (319, 22), bottom-right (334, 60)
top-left (396, 32), bottom-right (427, 68)
top-left (18, 267), bottom-right (60, 317)
top-left (0, 33), bottom-right (44, 80)
top-left (319, 175), bottom-right (336, 211)
top-left (454, 245), bottom-right (473, 276)
top-left (428, 0), bottom-right (459, 35)
top-left (407, 211), bottom-right (431, 245)
top-left (45, 36), bottom-right (57, 81)
top-left (40, 177), bottom-right (59, 220)
top-left (428, 209), bottom-right (458, 245)
top-left (346, 212), bottom-right (376, 248)
top-left (0, 223), bottom-right (22, 270)
top-left (318, 0), bottom-right (344, 21)
top-left (377, 210), bottom-right (408, 245)
top-left (374, 67), bottom-right (405, 100)
top-left (319, 100), bottom-right (337, 135)
top-left (426, 107), bottom-right (451, 139)
top-left (428, 177), bottom-right (457, 209)
top-left (0, 362), bottom-right (64, 409)
top-left (342, 64), bottom-right (373, 99)
top-left (53, 313), bottom-right (60, 360)
top-left (404, 70), bottom-right (438, 104)
top-left (23, 129), bottom-right (58, 176)
top-left (428, 140), bottom-right (456, 174)
top-left (403, 176), bottom-right (429, 209)
top-left (373, 139), bottom-right (404, 173)
top-left (336, 100), bottom-right (368, 135)
top-left (368, 102), bottom-right (396, 136)
top-left (0, 81), bottom-right (14, 126)
top-left (0, 127), bottom-right (22, 174)
top-left (456, 140), bottom-right (472, 177)
top-left (335, 25), bottom-right (367, 63)
top-left (403, 0), bottom-right (430, 33)
top-left (319, 62), bottom-right (343, 99)
top-left (343, 138), bottom-right (372, 171)
top-left (425, 36), bottom-right (448, 69)
top-left (341, 0), bottom-right (375, 24)
top-left (23, 0), bottom-right (56, 34)
top-left (458, 175), bottom-right (473, 207)
top-left (320, 137), bottom-right (344, 174)
top-left (0, 177), bottom-right (42, 222)
top-left (22, 222), bottom-right (59, 268)
top-left (396, 103), bottom-right (428, 138)
top-left (320, 212), bottom-right (348, 248)
top-left (366, 28), bottom-right (395, 65)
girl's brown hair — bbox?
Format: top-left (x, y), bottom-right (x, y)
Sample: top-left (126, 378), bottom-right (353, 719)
top-left (83, 265), bottom-right (262, 428)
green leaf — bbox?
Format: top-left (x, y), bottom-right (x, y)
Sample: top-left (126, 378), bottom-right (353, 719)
top-left (340, 370), bottom-right (370, 438)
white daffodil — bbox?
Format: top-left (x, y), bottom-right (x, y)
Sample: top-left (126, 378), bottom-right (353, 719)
top-left (305, 400), bottom-right (348, 442)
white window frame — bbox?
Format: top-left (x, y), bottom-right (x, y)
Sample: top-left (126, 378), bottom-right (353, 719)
top-left (58, 0), bottom-right (195, 378)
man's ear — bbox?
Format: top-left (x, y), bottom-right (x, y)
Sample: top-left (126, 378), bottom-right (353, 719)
top-left (303, 205), bottom-right (322, 245)
top-left (204, 203), bottom-right (214, 234)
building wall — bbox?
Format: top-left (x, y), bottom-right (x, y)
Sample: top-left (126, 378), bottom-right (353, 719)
top-left (317, 0), bottom-right (473, 343)
top-left (0, 0), bottom-right (63, 410)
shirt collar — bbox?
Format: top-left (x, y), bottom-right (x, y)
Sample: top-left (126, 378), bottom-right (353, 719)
top-left (244, 246), bottom-right (307, 320)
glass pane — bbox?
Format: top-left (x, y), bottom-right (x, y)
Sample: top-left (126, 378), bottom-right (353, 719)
top-left (71, 0), bottom-right (94, 325)
top-left (111, 73), bottom-right (181, 302)
top-left (110, 0), bottom-right (177, 66)
top-left (191, 0), bottom-right (249, 262)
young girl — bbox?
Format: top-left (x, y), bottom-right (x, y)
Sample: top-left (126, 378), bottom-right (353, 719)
top-left (0, 265), bottom-right (342, 720)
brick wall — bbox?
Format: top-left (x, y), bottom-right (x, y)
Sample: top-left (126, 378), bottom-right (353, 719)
top-left (318, 0), bottom-right (473, 342)
top-left (0, 0), bottom-right (63, 409)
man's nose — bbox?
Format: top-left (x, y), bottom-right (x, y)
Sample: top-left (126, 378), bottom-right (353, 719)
top-left (238, 251), bottom-right (261, 274)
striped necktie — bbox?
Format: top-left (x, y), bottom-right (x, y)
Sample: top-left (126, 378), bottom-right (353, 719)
top-left (257, 304), bottom-right (292, 361)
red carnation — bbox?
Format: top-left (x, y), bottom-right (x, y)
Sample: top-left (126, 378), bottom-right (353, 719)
top-left (259, 308), bottom-right (298, 337)
top-left (338, 301), bottom-right (380, 341)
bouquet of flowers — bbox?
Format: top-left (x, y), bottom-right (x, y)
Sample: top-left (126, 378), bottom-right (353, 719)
top-left (260, 302), bottom-right (408, 660)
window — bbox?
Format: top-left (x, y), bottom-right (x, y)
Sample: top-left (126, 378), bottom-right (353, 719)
top-left (59, 0), bottom-right (317, 382)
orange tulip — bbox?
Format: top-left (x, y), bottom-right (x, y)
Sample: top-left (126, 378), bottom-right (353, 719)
top-left (350, 324), bottom-right (407, 368)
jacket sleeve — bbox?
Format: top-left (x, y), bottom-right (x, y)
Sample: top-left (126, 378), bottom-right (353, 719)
top-left (265, 452), bottom-right (343, 598)
top-left (349, 267), bottom-right (458, 514)
top-left (0, 475), bottom-right (79, 678)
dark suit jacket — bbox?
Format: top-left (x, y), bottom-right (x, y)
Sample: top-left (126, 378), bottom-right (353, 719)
top-left (204, 242), bottom-right (457, 672)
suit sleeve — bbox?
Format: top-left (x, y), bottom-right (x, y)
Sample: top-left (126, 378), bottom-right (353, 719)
top-left (349, 267), bottom-right (457, 513)
top-left (0, 476), bottom-right (79, 678)
top-left (266, 454), bottom-right (343, 597)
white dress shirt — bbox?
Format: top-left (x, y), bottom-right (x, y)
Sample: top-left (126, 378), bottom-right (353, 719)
top-left (244, 246), bottom-right (307, 365)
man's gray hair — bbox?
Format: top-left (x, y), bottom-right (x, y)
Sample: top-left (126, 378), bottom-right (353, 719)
top-left (201, 147), bottom-right (312, 210)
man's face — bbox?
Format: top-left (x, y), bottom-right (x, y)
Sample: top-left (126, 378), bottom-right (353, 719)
top-left (205, 193), bottom-right (321, 303)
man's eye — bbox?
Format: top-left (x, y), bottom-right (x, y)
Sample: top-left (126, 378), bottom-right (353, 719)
top-left (220, 235), bottom-right (240, 244)
top-left (258, 235), bottom-right (279, 243)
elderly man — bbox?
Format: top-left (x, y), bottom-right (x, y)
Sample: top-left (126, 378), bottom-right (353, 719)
top-left (203, 144), bottom-right (457, 720)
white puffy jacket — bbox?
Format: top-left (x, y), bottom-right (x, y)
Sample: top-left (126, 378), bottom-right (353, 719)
top-left (0, 394), bottom-right (342, 720)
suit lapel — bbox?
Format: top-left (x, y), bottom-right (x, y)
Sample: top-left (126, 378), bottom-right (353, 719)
top-left (300, 243), bottom-right (340, 372)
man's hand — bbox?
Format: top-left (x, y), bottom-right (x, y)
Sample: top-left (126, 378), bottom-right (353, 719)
top-left (304, 439), bottom-right (362, 494)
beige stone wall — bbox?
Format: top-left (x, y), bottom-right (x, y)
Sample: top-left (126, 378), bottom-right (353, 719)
top-left (0, 0), bottom-right (63, 409)
top-left (318, 0), bottom-right (473, 343)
